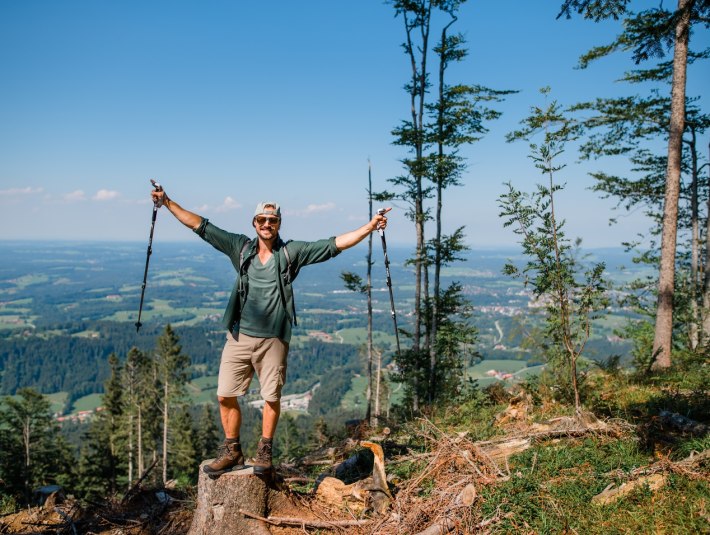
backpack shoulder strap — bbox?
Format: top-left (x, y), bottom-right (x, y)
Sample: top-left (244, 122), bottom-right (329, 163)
top-left (281, 240), bottom-right (297, 326)
top-left (239, 239), bottom-right (252, 271)
top-left (282, 240), bottom-right (293, 283)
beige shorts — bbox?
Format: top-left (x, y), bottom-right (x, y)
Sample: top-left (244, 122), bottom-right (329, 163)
top-left (217, 332), bottom-right (289, 402)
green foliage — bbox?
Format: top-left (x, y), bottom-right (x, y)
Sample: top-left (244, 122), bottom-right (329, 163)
top-left (0, 388), bottom-right (76, 505)
top-left (500, 90), bottom-right (609, 413)
top-left (194, 404), bottom-right (220, 463)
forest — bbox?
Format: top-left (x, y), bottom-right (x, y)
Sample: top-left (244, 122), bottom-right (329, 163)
top-left (1, 1), bottom-right (709, 533)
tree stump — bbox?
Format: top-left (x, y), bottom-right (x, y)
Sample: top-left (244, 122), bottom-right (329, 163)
top-left (188, 464), bottom-right (272, 535)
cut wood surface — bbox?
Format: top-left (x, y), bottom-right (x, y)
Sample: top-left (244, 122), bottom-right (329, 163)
top-left (188, 464), bottom-right (271, 535)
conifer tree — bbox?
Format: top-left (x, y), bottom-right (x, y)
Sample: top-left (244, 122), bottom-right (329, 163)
top-left (384, 0), bottom-right (509, 410)
top-left (122, 346), bottom-right (152, 484)
top-left (194, 404), bottom-right (220, 462)
top-left (0, 388), bottom-right (70, 504)
top-left (500, 89), bottom-right (609, 415)
top-left (341, 161), bottom-right (378, 426)
top-left (154, 324), bottom-right (191, 485)
top-left (558, 0), bottom-right (710, 368)
top-left (77, 354), bottom-right (125, 498)
top-left (169, 406), bottom-right (198, 483)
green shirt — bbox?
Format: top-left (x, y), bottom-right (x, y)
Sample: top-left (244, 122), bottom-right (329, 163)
top-left (239, 254), bottom-right (290, 340)
top-left (193, 218), bottom-right (341, 343)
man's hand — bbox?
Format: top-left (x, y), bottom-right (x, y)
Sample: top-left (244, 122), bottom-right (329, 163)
top-left (151, 187), bottom-right (168, 209)
top-left (373, 207), bottom-right (391, 232)
top-left (149, 184), bottom-right (202, 230)
top-left (336, 207), bottom-right (392, 251)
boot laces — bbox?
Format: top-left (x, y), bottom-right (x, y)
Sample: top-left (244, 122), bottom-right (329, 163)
top-left (215, 442), bottom-right (238, 461)
top-left (256, 440), bottom-right (272, 462)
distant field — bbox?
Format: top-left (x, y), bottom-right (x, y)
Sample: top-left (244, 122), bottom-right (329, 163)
top-left (0, 315), bottom-right (30, 329)
top-left (72, 393), bottom-right (103, 413)
top-left (340, 375), bottom-right (368, 410)
top-left (466, 359), bottom-right (545, 388)
top-left (341, 371), bottom-right (403, 412)
top-left (46, 392), bottom-right (68, 415)
top-left (335, 327), bottom-right (398, 347)
top-left (103, 299), bottom-right (222, 325)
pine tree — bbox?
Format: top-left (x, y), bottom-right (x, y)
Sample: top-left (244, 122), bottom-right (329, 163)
top-left (558, 0), bottom-right (710, 368)
top-left (122, 346), bottom-right (152, 484)
top-left (194, 404), bottom-right (220, 462)
top-left (154, 325), bottom-right (191, 485)
top-left (500, 89), bottom-right (609, 415)
top-left (169, 407), bottom-right (198, 483)
top-left (384, 0), bottom-right (510, 410)
top-left (0, 388), bottom-right (71, 505)
top-left (76, 354), bottom-right (125, 498)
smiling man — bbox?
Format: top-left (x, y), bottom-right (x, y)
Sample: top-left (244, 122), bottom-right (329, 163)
top-left (150, 187), bottom-right (389, 477)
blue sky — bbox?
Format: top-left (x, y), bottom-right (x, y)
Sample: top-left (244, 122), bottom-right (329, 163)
top-left (0, 1), bottom-right (708, 248)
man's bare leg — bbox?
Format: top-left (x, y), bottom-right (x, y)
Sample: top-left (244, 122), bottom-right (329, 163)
top-left (262, 400), bottom-right (280, 439)
top-left (203, 396), bottom-right (245, 476)
top-left (217, 395), bottom-right (241, 438)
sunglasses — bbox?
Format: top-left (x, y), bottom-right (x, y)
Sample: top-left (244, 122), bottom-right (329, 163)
top-left (255, 216), bottom-right (280, 225)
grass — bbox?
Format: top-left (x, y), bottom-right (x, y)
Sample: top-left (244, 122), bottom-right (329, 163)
top-left (335, 327), bottom-right (398, 347)
top-left (479, 438), bottom-right (709, 533)
top-left (43, 392), bottom-right (68, 415)
top-left (102, 299), bottom-right (222, 325)
top-left (340, 375), bottom-right (368, 410)
top-left (71, 393), bottom-right (103, 413)
top-left (408, 365), bottom-right (710, 534)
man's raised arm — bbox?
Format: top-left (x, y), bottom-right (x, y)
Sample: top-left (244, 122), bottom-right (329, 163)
top-left (335, 207), bottom-right (391, 251)
top-left (151, 189), bottom-right (202, 230)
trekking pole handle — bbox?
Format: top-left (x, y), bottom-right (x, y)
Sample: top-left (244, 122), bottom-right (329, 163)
top-left (376, 207), bottom-right (387, 236)
top-left (150, 179), bottom-right (164, 208)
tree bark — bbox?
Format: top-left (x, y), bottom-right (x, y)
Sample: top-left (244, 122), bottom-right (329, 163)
top-left (188, 465), bottom-right (272, 535)
top-left (652, 0), bottom-right (691, 369)
top-left (703, 140), bottom-right (710, 339)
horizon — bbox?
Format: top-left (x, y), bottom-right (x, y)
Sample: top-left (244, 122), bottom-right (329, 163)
top-left (1, 1), bottom-right (707, 248)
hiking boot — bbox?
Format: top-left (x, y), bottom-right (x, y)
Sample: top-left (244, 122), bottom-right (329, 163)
top-left (251, 437), bottom-right (273, 475)
top-left (202, 440), bottom-right (245, 477)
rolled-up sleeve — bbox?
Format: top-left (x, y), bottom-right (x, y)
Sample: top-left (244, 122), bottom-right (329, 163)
top-left (292, 237), bottom-right (341, 268)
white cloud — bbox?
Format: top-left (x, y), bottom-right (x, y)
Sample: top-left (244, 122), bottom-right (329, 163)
top-left (286, 202), bottom-right (337, 217)
top-left (93, 189), bottom-right (120, 201)
top-left (63, 190), bottom-right (87, 202)
top-left (0, 186), bottom-right (44, 197)
top-left (214, 196), bottom-right (241, 213)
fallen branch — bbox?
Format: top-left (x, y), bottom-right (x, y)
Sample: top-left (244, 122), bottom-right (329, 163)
top-left (121, 457), bottom-right (159, 504)
top-left (592, 474), bottom-right (667, 505)
top-left (238, 509), bottom-right (369, 529)
top-left (54, 507), bottom-right (78, 535)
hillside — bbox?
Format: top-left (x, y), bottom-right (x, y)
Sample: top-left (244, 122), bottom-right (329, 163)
top-left (2, 365), bottom-right (707, 534)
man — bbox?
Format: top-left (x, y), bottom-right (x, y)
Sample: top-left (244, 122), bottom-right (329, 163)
top-left (151, 186), bottom-right (390, 476)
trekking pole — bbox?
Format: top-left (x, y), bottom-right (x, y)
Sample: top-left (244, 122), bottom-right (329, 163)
top-left (135, 179), bottom-right (163, 332)
top-left (377, 208), bottom-right (401, 356)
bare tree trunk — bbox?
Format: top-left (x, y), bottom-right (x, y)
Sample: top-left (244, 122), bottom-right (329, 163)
top-left (652, 0), bottom-right (691, 369)
top-left (137, 406), bottom-right (144, 477)
top-left (23, 420), bottom-right (30, 505)
top-left (703, 140), bottom-right (710, 340)
top-left (163, 381), bottom-right (169, 485)
top-left (128, 413), bottom-right (134, 485)
top-left (374, 347), bottom-right (382, 422)
top-left (367, 162), bottom-right (375, 427)
top-left (689, 129), bottom-right (699, 349)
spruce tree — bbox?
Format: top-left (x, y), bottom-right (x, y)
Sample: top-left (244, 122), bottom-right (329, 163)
top-left (0, 388), bottom-right (70, 505)
top-left (154, 324), bottom-right (191, 485)
top-left (558, 0), bottom-right (710, 368)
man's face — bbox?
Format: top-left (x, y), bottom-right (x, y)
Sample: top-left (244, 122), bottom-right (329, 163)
top-left (253, 214), bottom-right (281, 241)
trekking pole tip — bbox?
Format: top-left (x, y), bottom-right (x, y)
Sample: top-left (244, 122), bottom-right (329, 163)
top-left (135, 321), bottom-right (142, 332)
